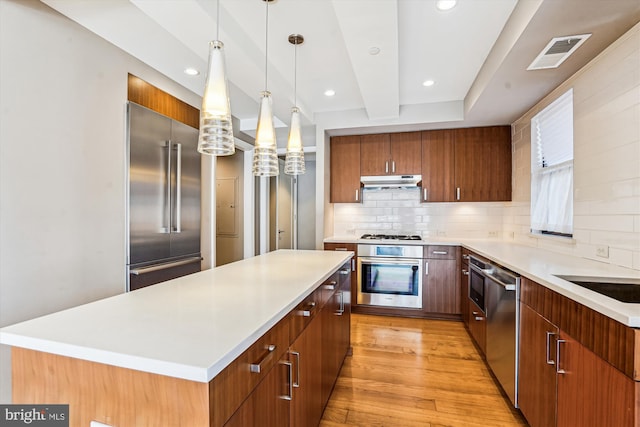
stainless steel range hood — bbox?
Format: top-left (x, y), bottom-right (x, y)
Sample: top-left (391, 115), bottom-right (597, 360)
top-left (360, 175), bottom-right (422, 189)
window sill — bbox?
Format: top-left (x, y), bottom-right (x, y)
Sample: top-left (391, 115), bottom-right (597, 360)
top-left (528, 232), bottom-right (576, 245)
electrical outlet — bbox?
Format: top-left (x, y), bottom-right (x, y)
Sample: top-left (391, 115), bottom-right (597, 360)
top-left (488, 231), bottom-right (499, 238)
top-left (437, 230), bottom-right (446, 237)
top-left (595, 245), bottom-right (609, 258)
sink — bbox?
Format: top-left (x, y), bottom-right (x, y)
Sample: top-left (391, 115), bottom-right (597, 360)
top-left (554, 275), bottom-right (640, 303)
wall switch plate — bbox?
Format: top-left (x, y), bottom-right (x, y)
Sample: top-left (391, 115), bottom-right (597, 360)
top-left (596, 245), bottom-right (609, 258)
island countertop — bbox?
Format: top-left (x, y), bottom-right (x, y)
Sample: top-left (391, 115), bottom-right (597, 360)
top-left (0, 250), bottom-right (353, 383)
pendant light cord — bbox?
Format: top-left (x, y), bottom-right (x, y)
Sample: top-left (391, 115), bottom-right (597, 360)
top-left (294, 42), bottom-right (297, 107)
top-left (264, 0), bottom-right (269, 90)
top-left (216, 0), bottom-right (220, 40)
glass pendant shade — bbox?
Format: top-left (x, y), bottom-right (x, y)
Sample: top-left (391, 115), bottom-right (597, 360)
top-left (197, 40), bottom-right (234, 156)
top-left (252, 91), bottom-right (279, 176)
top-left (284, 107), bottom-right (305, 175)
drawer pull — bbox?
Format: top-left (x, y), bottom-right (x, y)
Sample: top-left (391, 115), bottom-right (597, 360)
top-left (299, 301), bottom-right (316, 317)
top-left (556, 339), bottom-right (566, 374)
top-left (432, 251), bottom-right (448, 255)
top-left (324, 281), bottom-right (336, 291)
top-left (334, 247), bottom-right (348, 251)
top-left (340, 268), bottom-right (350, 275)
top-left (250, 344), bottom-right (276, 373)
top-left (462, 269), bottom-right (469, 276)
top-left (335, 292), bottom-right (345, 316)
top-left (475, 316), bottom-right (484, 321)
top-left (546, 332), bottom-right (556, 365)
top-left (462, 254), bottom-right (470, 260)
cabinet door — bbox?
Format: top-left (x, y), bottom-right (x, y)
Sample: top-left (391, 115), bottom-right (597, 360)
top-left (467, 299), bottom-right (486, 354)
top-left (518, 303), bottom-right (558, 427)
top-left (460, 255), bottom-right (469, 326)
top-left (390, 132), bottom-right (421, 175)
top-left (290, 317), bottom-right (323, 427)
top-left (423, 258), bottom-right (459, 314)
top-left (453, 126), bottom-right (511, 202)
top-left (557, 332), bottom-right (635, 427)
top-left (224, 360), bottom-right (290, 427)
top-left (360, 134), bottom-right (390, 176)
top-left (321, 285), bottom-right (340, 406)
top-left (421, 130), bottom-right (454, 202)
top-left (330, 136), bottom-right (361, 203)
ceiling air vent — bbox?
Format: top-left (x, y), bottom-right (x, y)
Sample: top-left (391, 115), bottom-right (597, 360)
top-left (527, 34), bottom-right (591, 70)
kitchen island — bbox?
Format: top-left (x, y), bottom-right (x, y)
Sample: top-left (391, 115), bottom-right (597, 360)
top-left (0, 249), bottom-right (353, 427)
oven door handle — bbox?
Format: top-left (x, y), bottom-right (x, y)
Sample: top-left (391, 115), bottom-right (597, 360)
top-left (358, 257), bottom-right (421, 266)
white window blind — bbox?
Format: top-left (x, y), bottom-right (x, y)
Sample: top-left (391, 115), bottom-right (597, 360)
top-left (530, 89), bottom-right (574, 236)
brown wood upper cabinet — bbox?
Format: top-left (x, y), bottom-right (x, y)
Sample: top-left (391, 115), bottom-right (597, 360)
top-left (421, 126), bottom-right (512, 202)
top-left (330, 135), bottom-right (361, 203)
top-left (361, 132), bottom-right (421, 176)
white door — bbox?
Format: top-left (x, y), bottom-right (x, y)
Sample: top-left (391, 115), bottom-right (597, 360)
top-left (276, 162), bottom-right (294, 249)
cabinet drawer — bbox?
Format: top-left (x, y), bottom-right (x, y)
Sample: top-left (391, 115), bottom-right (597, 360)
top-left (320, 272), bottom-right (339, 306)
top-left (425, 245), bottom-right (456, 259)
top-left (461, 248), bottom-right (470, 265)
top-left (289, 287), bottom-right (323, 343)
top-left (209, 316), bottom-right (290, 427)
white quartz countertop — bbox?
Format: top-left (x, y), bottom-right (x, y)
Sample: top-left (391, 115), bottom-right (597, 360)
top-left (325, 237), bottom-right (640, 327)
top-left (0, 250), bottom-right (353, 383)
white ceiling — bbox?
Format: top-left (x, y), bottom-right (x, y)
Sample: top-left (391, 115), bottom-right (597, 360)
top-left (41, 0), bottom-right (640, 147)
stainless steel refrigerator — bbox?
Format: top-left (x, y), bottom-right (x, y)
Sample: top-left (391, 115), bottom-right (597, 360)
top-left (126, 102), bottom-right (201, 291)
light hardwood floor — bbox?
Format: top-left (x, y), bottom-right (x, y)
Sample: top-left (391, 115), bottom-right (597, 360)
top-left (320, 314), bottom-right (528, 427)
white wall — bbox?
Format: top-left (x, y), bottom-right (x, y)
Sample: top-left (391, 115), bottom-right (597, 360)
top-left (332, 189), bottom-right (505, 239)
top-left (297, 160), bottom-right (317, 249)
top-left (506, 22), bottom-right (640, 270)
top-left (0, 0), bottom-right (201, 401)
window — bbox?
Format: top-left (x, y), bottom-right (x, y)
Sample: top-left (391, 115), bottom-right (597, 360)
top-left (530, 89), bottom-right (574, 237)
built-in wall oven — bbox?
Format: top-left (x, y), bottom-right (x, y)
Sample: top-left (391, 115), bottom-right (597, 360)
top-left (357, 243), bottom-right (423, 309)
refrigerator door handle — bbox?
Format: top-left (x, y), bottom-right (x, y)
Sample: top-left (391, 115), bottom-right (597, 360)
top-left (173, 142), bottom-right (182, 233)
top-left (161, 140), bottom-right (171, 234)
top-left (130, 256), bottom-right (202, 276)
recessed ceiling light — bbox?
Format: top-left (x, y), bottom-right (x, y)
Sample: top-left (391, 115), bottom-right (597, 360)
top-left (369, 47), bottom-right (381, 56)
top-left (324, 89), bottom-right (336, 97)
top-left (436, 0), bottom-right (457, 11)
top-left (423, 80), bottom-right (435, 87)
top-left (184, 68), bottom-right (200, 76)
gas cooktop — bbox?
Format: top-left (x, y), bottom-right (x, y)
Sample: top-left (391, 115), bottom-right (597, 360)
top-left (360, 234), bottom-right (422, 241)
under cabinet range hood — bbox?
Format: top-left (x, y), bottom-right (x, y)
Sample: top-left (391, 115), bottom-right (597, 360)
top-left (361, 174), bottom-right (422, 189)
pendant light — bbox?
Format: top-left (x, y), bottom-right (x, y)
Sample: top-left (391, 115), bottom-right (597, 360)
top-left (252, 0), bottom-right (279, 176)
top-left (284, 34), bottom-right (305, 175)
top-left (197, 0), bottom-right (234, 156)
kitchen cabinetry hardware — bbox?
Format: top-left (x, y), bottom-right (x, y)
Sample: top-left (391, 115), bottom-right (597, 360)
top-left (250, 344), bottom-right (277, 373)
top-left (164, 141), bottom-right (172, 233)
top-left (456, 187), bottom-right (461, 200)
top-left (385, 161), bottom-right (389, 173)
top-left (299, 301), bottom-right (316, 317)
top-left (432, 250), bottom-right (448, 255)
top-left (290, 351), bottom-right (301, 387)
top-left (545, 331), bottom-right (556, 365)
top-left (335, 292), bottom-right (345, 315)
top-left (355, 189), bottom-right (359, 201)
top-left (555, 339), bottom-right (566, 374)
top-left (424, 261), bottom-right (429, 275)
top-left (340, 268), bottom-right (350, 275)
top-left (334, 247), bottom-right (347, 251)
top-left (351, 259), bottom-right (355, 271)
top-left (462, 254), bottom-right (469, 260)
top-left (392, 160), bottom-right (396, 173)
top-left (423, 188), bottom-right (428, 201)
top-left (324, 282), bottom-right (336, 290)
top-left (281, 360), bottom-right (293, 401)
top-left (462, 269), bottom-right (469, 276)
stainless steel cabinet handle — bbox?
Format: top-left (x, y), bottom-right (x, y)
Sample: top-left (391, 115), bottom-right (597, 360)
top-left (392, 161), bottom-right (396, 173)
top-left (290, 351), bottom-right (301, 387)
top-left (324, 281), bottom-right (336, 291)
top-left (462, 254), bottom-right (470, 260)
top-left (546, 331), bottom-right (556, 365)
top-left (334, 247), bottom-right (347, 251)
top-left (250, 344), bottom-right (276, 373)
top-left (472, 311), bottom-right (484, 321)
top-left (280, 360), bottom-right (293, 401)
top-left (335, 292), bottom-right (345, 316)
top-left (351, 259), bottom-right (356, 272)
top-left (355, 189), bottom-right (359, 202)
top-left (173, 143), bottom-right (182, 233)
top-left (423, 188), bottom-right (428, 201)
top-left (129, 256), bottom-right (202, 275)
top-left (432, 251), bottom-right (448, 255)
top-left (424, 261), bottom-right (429, 275)
top-left (475, 316), bottom-right (484, 321)
top-left (456, 187), bottom-right (461, 201)
top-left (462, 269), bottom-right (469, 276)
top-left (385, 161), bottom-right (389, 174)
top-left (340, 268), bottom-right (350, 275)
top-left (556, 339), bottom-right (566, 374)
top-left (299, 301), bottom-right (316, 317)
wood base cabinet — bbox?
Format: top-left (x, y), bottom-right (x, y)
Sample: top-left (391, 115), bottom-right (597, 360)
top-left (518, 277), bottom-right (639, 427)
top-left (423, 246), bottom-right (460, 315)
top-left (460, 250), bottom-right (470, 326)
top-left (467, 299), bottom-right (486, 354)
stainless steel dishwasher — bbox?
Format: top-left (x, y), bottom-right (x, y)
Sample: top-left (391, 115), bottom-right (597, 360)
top-left (471, 256), bottom-right (520, 407)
